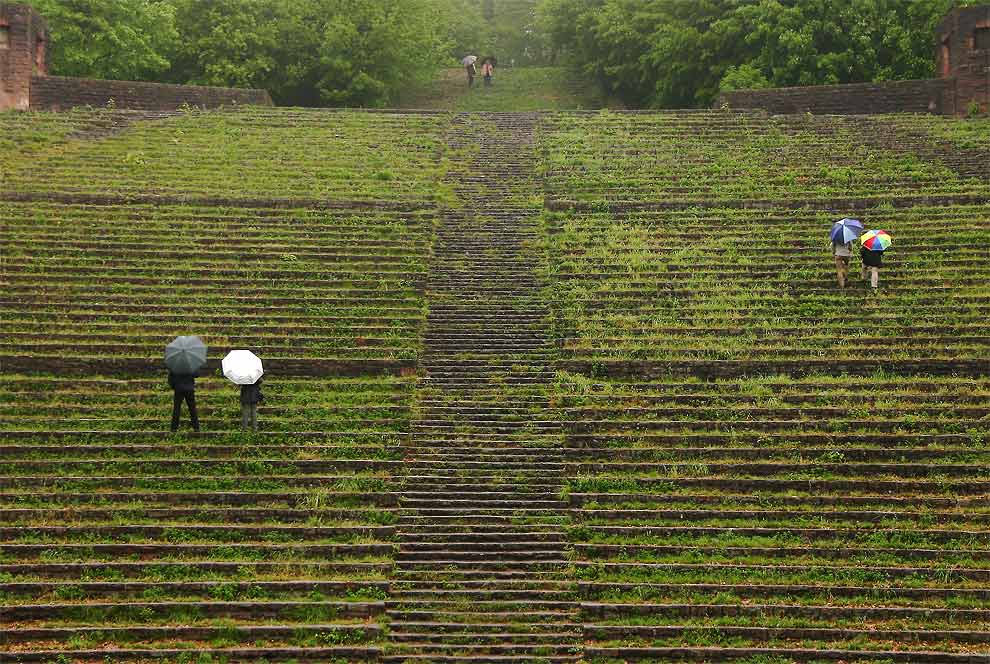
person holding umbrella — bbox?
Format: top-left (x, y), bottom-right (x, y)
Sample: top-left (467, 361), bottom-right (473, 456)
top-left (481, 56), bottom-right (497, 87)
top-left (462, 55), bottom-right (478, 87)
top-left (829, 218), bottom-right (864, 288)
top-left (860, 230), bottom-right (892, 289)
top-left (165, 336), bottom-right (206, 432)
top-left (223, 350), bottom-right (265, 431)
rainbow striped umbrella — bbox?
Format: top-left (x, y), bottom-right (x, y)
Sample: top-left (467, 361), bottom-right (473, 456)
top-left (861, 230), bottom-right (892, 251)
top-left (830, 218), bottom-right (864, 244)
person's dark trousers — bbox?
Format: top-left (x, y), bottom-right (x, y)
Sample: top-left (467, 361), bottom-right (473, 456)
top-left (171, 391), bottom-right (200, 432)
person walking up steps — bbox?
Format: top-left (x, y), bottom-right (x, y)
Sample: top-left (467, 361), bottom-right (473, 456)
top-left (829, 218), bottom-right (864, 289)
top-left (832, 240), bottom-right (853, 288)
top-left (860, 229), bottom-right (893, 290)
top-left (240, 377), bottom-right (263, 432)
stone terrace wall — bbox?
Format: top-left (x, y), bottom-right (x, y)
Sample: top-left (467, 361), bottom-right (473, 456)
top-left (719, 79), bottom-right (951, 115)
top-left (30, 75), bottom-right (272, 111)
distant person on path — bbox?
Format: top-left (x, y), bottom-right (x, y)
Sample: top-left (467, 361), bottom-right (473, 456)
top-left (832, 240), bottom-right (853, 288)
top-left (462, 55), bottom-right (478, 88)
top-left (240, 377), bottom-right (264, 431)
top-left (168, 370), bottom-right (200, 432)
top-left (481, 58), bottom-right (495, 86)
top-left (860, 245), bottom-right (884, 289)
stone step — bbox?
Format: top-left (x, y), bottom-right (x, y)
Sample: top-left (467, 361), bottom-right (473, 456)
top-left (386, 607), bottom-right (577, 622)
top-left (381, 655), bottom-right (581, 663)
top-left (392, 570), bottom-right (566, 582)
top-left (394, 555), bottom-right (569, 566)
top-left (397, 481), bottom-right (562, 491)
top-left (389, 631), bottom-right (577, 644)
top-left (397, 516), bottom-right (565, 526)
top-left (396, 550), bottom-right (565, 562)
top-left (403, 447), bottom-right (564, 455)
top-left (402, 459), bottom-right (565, 468)
top-left (400, 499), bottom-right (565, 509)
top-left (392, 580), bottom-right (574, 590)
top-left (396, 530), bottom-right (565, 542)
top-left (384, 644), bottom-right (581, 657)
top-left (392, 589), bottom-right (576, 601)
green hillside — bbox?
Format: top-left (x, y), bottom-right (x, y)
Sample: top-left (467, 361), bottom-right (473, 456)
top-left (400, 66), bottom-right (605, 111)
top-left (1, 105), bottom-right (989, 662)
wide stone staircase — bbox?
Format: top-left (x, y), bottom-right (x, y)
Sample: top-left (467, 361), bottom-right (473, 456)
top-left (385, 114), bottom-right (582, 661)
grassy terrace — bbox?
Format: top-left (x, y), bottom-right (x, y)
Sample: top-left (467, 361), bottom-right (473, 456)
top-left (539, 204), bottom-right (990, 365)
top-left (0, 375), bottom-right (413, 433)
top-left (2, 105), bottom-right (989, 660)
top-left (0, 107), bottom-right (436, 660)
top-left (1, 107), bottom-right (450, 203)
top-left (890, 113), bottom-right (990, 152)
top-left (566, 375), bottom-right (990, 655)
top-left (0, 202), bottom-right (432, 369)
top-left (0, 383), bottom-right (404, 654)
top-left (539, 112), bottom-right (989, 205)
top-left (541, 111), bottom-right (990, 661)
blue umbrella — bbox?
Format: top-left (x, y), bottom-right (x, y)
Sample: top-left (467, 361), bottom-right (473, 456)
top-left (830, 218), bottom-right (864, 244)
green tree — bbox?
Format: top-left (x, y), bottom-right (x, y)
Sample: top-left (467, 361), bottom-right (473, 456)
top-left (166, 0), bottom-right (448, 107)
top-left (33, 0), bottom-right (178, 80)
top-left (316, 0), bottom-right (446, 107)
top-left (539, 0), bottom-right (984, 108)
top-left (435, 0), bottom-right (490, 61)
top-left (167, 0), bottom-right (287, 95)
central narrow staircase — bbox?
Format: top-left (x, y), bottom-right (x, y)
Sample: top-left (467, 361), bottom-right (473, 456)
top-left (385, 114), bottom-right (581, 661)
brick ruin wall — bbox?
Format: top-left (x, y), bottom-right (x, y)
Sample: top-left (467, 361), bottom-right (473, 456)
top-left (30, 76), bottom-right (272, 111)
top-left (938, 5), bottom-right (990, 115)
top-left (1, 2), bottom-right (272, 112)
top-left (719, 79), bottom-right (953, 116)
top-left (0, 3), bottom-right (46, 110)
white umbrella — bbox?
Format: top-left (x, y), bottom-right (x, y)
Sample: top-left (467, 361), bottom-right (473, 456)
top-left (222, 350), bottom-right (264, 385)
top-left (461, 55), bottom-right (478, 66)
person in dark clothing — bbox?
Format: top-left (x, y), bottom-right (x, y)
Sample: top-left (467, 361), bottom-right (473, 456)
top-left (240, 377), bottom-right (263, 431)
top-left (168, 370), bottom-right (200, 432)
top-left (860, 246), bottom-right (884, 289)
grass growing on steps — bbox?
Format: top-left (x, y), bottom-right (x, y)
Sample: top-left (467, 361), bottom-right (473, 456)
top-left (400, 66), bottom-right (606, 111)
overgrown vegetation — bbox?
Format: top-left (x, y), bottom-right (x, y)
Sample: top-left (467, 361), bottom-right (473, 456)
top-left (3, 98), bottom-right (990, 660)
top-left (538, 0), bottom-right (987, 108)
top-left (34, 0), bottom-right (473, 106)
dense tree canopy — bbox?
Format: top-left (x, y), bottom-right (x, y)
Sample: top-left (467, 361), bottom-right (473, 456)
top-left (34, 0), bottom-right (981, 108)
top-left (33, 0), bottom-right (178, 81)
top-left (538, 0), bottom-right (984, 108)
top-left (36, 0), bottom-right (466, 106)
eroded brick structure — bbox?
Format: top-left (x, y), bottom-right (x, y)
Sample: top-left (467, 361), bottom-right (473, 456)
top-left (0, 3), bottom-right (47, 110)
top-left (720, 5), bottom-right (990, 116)
top-left (0, 2), bottom-right (271, 111)
top-left (938, 5), bottom-right (990, 115)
